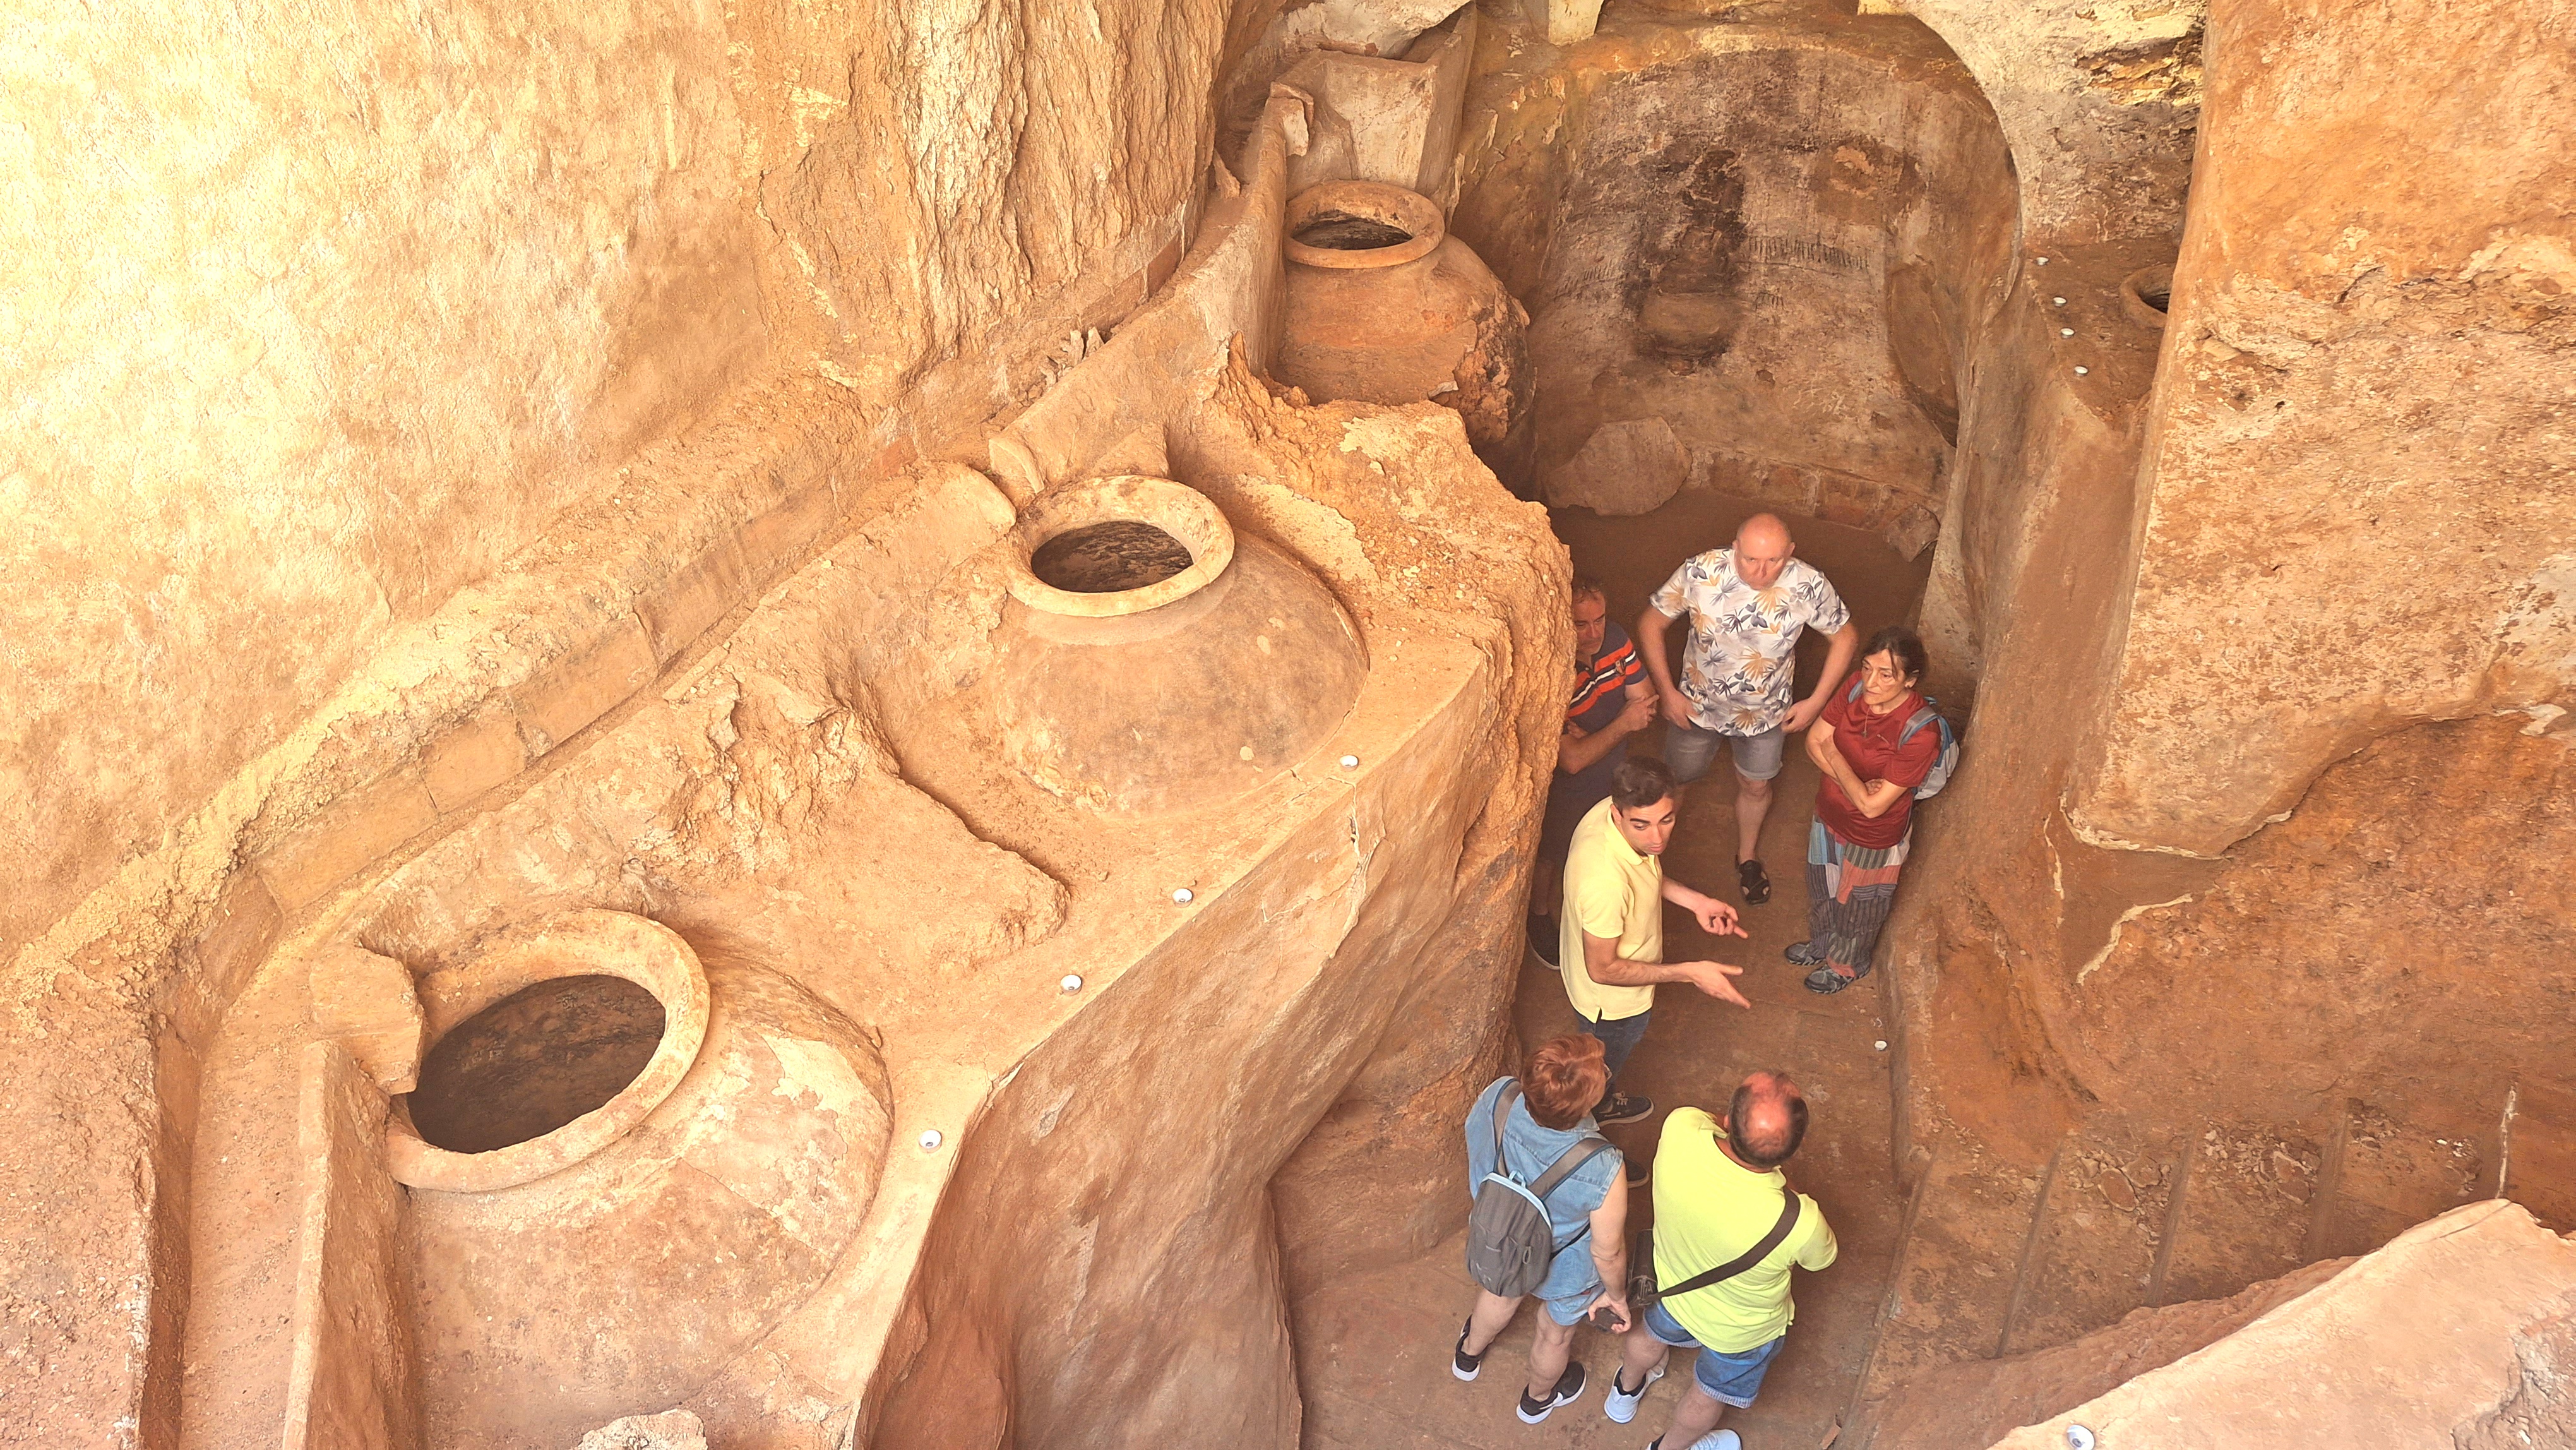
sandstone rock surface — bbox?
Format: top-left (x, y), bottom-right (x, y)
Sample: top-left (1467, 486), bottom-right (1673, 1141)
top-left (1545, 417), bottom-right (1688, 516)
top-left (307, 945), bottom-right (425, 1094)
top-left (2070, 0), bottom-right (2576, 855)
top-left (1985, 1201), bottom-right (2576, 1449)
top-left (575, 1409), bottom-right (708, 1450)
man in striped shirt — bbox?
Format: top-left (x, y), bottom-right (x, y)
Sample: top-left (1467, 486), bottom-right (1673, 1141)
top-left (1529, 577), bottom-right (1657, 967)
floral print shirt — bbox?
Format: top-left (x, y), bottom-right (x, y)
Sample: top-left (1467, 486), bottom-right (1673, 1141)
top-left (1649, 548), bottom-right (1851, 735)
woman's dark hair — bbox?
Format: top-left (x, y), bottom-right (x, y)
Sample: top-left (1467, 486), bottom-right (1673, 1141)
top-left (1863, 625), bottom-right (1928, 687)
top-left (1610, 755), bottom-right (1678, 813)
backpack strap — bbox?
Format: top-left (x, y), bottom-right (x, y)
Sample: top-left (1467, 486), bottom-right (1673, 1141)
top-left (1657, 1190), bottom-right (1802, 1300)
top-left (1527, 1134), bottom-right (1615, 1201)
top-left (1496, 1081), bottom-right (1614, 1201)
top-left (1897, 705), bottom-right (1940, 745)
top-left (1491, 1084), bottom-right (1616, 1249)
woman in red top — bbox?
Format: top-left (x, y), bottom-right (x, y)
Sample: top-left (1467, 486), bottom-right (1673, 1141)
top-left (1791, 626), bottom-right (1940, 995)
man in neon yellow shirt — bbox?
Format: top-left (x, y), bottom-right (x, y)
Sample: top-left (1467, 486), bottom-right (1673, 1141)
top-left (1602, 1072), bottom-right (1838, 1449)
top-left (1559, 756), bottom-right (1753, 1136)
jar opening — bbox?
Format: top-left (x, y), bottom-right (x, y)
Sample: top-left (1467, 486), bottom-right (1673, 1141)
top-left (1291, 212), bottom-right (1417, 251)
top-left (1029, 520), bottom-right (1195, 593)
top-left (407, 974), bottom-right (665, 1154)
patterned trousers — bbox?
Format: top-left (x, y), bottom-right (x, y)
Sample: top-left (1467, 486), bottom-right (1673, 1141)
top-left (1805, 821), bottom-right (1909, 980)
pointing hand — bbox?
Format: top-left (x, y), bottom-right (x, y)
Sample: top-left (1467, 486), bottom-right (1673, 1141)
top-left (1693, 899), bottom-right (1748, 938)
top-left (1686, 961), bottom-right (1753, 1010)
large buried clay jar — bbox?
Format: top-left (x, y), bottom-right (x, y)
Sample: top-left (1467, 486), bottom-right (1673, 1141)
top-left (1277, 181), bottom-right (1529, 452)
top-left (990, 476), bottom-right (1366, 815)
top-left (388, 910), bottom-right (891, 1447)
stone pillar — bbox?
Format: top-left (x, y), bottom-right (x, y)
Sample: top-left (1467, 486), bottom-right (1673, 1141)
top-left (2069, 0), bottom-right (2576, 856)
top-left (1523, 0), bottom-right (1606, 47)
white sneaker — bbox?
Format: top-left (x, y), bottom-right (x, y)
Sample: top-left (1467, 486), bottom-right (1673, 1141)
top-left (1692, 1432), bottom-right (1743, 1450)
top-left (1603, 1354), bottom-right (1666, 1423)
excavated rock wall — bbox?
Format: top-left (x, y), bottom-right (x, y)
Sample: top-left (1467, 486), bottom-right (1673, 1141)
top-left (1448, 3), bottom-right (2017, 536)
top-left (3, 0), bottom-right (764, 961)
top-left (0, 4), bottom-right (1253, 1444)
top-left (2068, 0), bottom-right (2576, 856)
top-left (1885, 0), bottom-right (2575, 1159)
top-left (869, 380), bottom-right (1566, 1450)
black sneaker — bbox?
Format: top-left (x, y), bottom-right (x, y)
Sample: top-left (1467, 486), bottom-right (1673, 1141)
top-left (1516, 1360), bottom-right (1588, 1423)
top-left (1738, 858), bottom-right (1771, 905)
top-left (1625, 1157), bottom-right (1652, 1190)
top-left (1596, 1091), bottom-right (1655, 1126)
top-left (1804, 965), bottom-right (1857, 995)
top-left (1452, 1319), bottom-right (1482, 1381)
top-left (1784, 940), bottom-right (1823, 965)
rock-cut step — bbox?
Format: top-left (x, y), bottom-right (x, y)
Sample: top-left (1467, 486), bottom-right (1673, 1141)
top-left (1847, 1094), bottom-right (2510, 1442)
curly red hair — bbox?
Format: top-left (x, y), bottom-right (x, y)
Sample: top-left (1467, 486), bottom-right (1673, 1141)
top-left (1521, 1034), bottom-right (1609, 1129)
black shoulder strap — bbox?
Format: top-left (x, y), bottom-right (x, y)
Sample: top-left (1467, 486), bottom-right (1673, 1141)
top-left (1495, 1080), bottom-right (1615, 1202)
top-left (1660, 1190), bottom-right (1801, 1300)
top-left (1528, 1135), bottom-right (1614, 1200)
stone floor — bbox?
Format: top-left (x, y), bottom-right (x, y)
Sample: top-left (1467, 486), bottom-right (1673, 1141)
top-left (1289, 493), bottom-right (1929, 1450)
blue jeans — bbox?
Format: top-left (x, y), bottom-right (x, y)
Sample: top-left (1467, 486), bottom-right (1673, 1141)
top-left (1642, 1300), bottom-right (1786, 1407)
top-left (1582, 1008), bottom-right (1651, 1110)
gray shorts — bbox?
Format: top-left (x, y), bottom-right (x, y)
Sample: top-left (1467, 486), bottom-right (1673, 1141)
top-left (1665, 722), bottom-right (1785, 784)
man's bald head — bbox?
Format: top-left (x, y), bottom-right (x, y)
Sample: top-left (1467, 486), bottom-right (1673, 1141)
top-left (1726, 1070), bottom-right (1809, 1169)
top-left (1732, 513), bottom-right (1796, 589)
top-left (1735, 512), bottom-right (1792, 552)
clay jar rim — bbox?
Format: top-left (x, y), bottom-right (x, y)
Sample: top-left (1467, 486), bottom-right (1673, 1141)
top-left (1001, 476), bottom-right (1236, 619)
top-left (2121, 263), bottom-right (2174, 330)
top-left (1284, 181), bottom-right (1443, 271)
top-left (383, 909), bottom-right (712, 1194)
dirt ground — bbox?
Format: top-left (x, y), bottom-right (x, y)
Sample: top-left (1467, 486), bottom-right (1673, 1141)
top-left (1289, 491), bottom-right (1936, 1449)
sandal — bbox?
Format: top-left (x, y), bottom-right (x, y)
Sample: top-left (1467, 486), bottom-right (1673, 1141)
top-left (1738, 858), bottom-right (1771, 906)
top-left (1804, 965), bottom-right (1859, 995)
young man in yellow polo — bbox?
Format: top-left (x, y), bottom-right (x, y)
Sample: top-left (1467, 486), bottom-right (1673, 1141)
top-left (1604, 1072), bottom-right (1839, 1449)
top-left (1558, 755), bottom-right (1753, 1142)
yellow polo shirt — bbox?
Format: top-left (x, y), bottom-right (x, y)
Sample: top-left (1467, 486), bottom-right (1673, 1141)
top-left (1559, 796), bottom-right (1660, 1023)
top-left (1650, 1108), bottom-right (1838, 1353)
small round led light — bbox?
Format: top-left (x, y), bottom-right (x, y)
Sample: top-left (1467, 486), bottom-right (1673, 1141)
top-left (2060, 327), bottom-right (2075, 337)
top-left (2075, 366), bottom-right (2090, 376)
top-left (919, 1129), bottom-right (944, 1151)
top-left (1060, 974), bottom-right (1085, 995)
top-left (1172, 887), bottom-right (1195, 905)
top-left (1340, 754), bottom-right (1361, 769)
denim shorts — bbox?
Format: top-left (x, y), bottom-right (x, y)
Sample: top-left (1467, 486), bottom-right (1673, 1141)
top-left (1642, 1300), bottom-right (1786, 1408)
top-left (1664, 722), bottom-right (1786, 784)
top-left (1538, 1259), bottom-right (1606, 1327)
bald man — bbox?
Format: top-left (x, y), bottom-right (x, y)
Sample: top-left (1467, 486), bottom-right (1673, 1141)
top-left (1602, 1072), bottom-right (1838, 1448)
top-left (1637, 514), bottom-right (1857, 906)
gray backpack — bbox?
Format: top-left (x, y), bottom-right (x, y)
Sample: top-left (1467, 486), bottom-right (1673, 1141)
top-left (1465, 1081), bottom-right (1614, 1298)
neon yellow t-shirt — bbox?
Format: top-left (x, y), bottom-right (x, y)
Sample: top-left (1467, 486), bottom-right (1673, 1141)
top-left (1651, 1107), bottom-right (1838, 1353)
top-left (1559, 796), bottom-right (1659, 1023)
